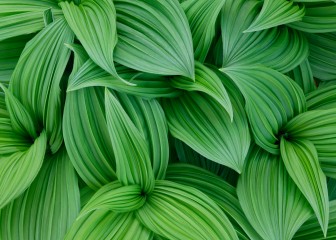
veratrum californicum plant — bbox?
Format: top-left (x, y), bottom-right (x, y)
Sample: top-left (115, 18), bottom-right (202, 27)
top-left (1, 0), bottom-right (336, 239)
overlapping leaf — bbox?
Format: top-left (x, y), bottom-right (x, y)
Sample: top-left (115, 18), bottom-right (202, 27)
top-left (114, 0), bottom-right (194, 79)
top-left (60, 0), bottom-right (120, 78)
top-left (245, 0), bottom-right (305, 32)
top-left (0, 148), bottom-right (80, 240)
top-left (280, 139), bottom-right (329, 235)
top-left (162, 79), bottom-right (250, 173)
top-left (307, 85), bottom-right (336, 110)
top-left (237, 146), bottom-right (312, 240)
top-left (136, 180), bottom-right (239, 240)
top-left (105, 89), bottom-right (155, 193)
top-left (221, 0), bottom-right (308, 73)
top-left (10, 17), bottom-right (74, 153)
top-left (181, 0), bottom-right (225, 62)
top-left (223, 66), bottom-right (306, 154)
top-left (284, 109), bottom-right (336, 178)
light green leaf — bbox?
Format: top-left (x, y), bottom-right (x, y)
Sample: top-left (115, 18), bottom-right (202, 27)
top-left (244, 0), bottom-right (305, 32)
top-left (162, 88), bottom-right (250, 173)
top-left (60, 0), bottom-right (120, 79)
top-left (10, 17), bottom-right (74, 154)
top-left (136, 180), bottom-right (239, 240)
top-left (181, 0), bottom-right (225, 62)
top-left (306, 32), bottom-right (336, 81)
top-left (0, 84), bottom-right (37, 139)
top-left (221, 0), bottom-right (308, 73)
top-left (165, 163), bottom-right (261, 240)
top-left (63, 87), bottom-right (117, 190)
top-left (105, 89), bottom-right (155, 193)
top-left (81, 181), bottom-right (145, 214)
top-left (114, 0), bottom-right (195, 79)
top-left (280, 139), bottom-right (329, 235)
top-left (223, 66), bottom-right (306, 154)
top-left (0, 148), bottom-right (80, 240)
top-left (0, 130), bottom-right (47, 209)
top-left (289, 2), bottom-right (336, 33)
top-left (0, 0), bottom-right (62, 41)
top-left (284, 109), bottom-right (336, 179)
top-left (65, 211), bottom-right (152, 240)
top-left (294, 200), bottom-right (336, 240)
top-left (286, 58), bottom-right (316, 94)
top-left (170, 62), bottom-right (233, 120)
top-left (0, 93), bottom-right (8, 118)
top-left (237, 146), bottom-right (312, 240)
top-left (67, 59), bottom-right (179, 98)
top-left (307, 85), bottom-right (336, 110)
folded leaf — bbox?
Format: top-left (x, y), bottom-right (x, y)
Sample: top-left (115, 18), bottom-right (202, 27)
top-left (280, 139), bottom-right (329, 235)
top-left (245, 0), bottom-right (305, 32)
top-left (294, 200), bottom-right (336, 240)
top-left (82, 182), bottom-right (146, 214)
top-left (0, 130), bottom-right (47, 209)
top-left (105, 89), bottom-right (155, 193)
top-left (171, 62), bottom-right (233, 120)
top-left (67, 59), bottom-right (179, 98)
top-left (237, 146), bottom-right (312, 240)
top-left (65, 211), bottom-right (152, 240)
top-left (162, 89), bottom-right (250, 173)
top-left (10, 17), bottom-right (74, 153)
top-left (0, 148), bottom-right (80, 240)
top-left (0, 93), bottom-right (8, 118)
top-left (289, 2), bottom-right (336, 33)
top-left (223, 66), bottom-right (306, 154)
top-left (136, 180), bottom-right (239, 240)
top-left (166, 163), bottom-right (261, 240)
top-left (63, 87), bottom-right (117, 190)
top-left (307, 85), bottom-right (336, 110)
top-left (60, 0), bottom-right (120, 78)
top-left (114, 0), bottom-right (194, 79)
top-left (182, 0), bottom-right (225, 62)
top-left (284, 109), bottom-right (336, 178)
top-left (221, 0), bottom-right (308, 73)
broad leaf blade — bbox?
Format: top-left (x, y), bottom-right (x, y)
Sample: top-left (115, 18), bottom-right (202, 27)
top-left (280, 139), bottom-right (329, 235)
top-left (114, 0), bottom-right (195, 79)
top-left (136, 180), bottom-right (239, 240)
top-left (237, 146), bottom-right (312, 240)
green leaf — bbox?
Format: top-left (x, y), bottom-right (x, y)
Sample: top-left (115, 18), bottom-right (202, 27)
top-left (165, 163), bottom-right (261, 240)
top-left (181, 0), bottom-right (225, 62)
top-left (81, 181), bottom-right (146, 214)
top-left (0, 148), bottom-right (80, 240)
top-left (65, 211), bottom-right (153, 240)
top-left (60, 0), bottom-right (120, 79)
top-left (10, 17), bottom-right (74, 153)
top-left (162, 88), bottom-right (250, 173)
top-left (294, 200), bottom-right (336, 240)
top-left (170, 62), bottom-right (233, 120)
top-left (223, 66), bottom-right (306, 154)
top-left (237, 146), bottom-right (312, 240)
top-left (284, 109), bottom-right (336, 179)
top-left (136, 180), bottom-right (239, 240)
top-left (0, 83), bottom-right (37, 139)
top-left (289, 2), bottom-right (336, 33)
top-left (286, 58), bottom-right (316, 94)
top-left (280, 139), bottom-right (329, 235)
top-left (0, 1), bottom-right (62, 41)
top-left (0, 130), bottom-right (47, 209)
top-left (105, 89), bottom-right (155, 193)
top-left (306, 32), bottom-right (336, 81)
top-left (63, 87), bottom-right (117, 190)
top-left (0, 93), bottom-right (8, 118)
top-left (114, 0), bottom-right (195, 79)
top-left (67, 59), bottom-right (179, 98)
top-left (244, 0), bottom-right (305, 32)
top-left (328, 178), bottom-right (336, 201)
top-left (221, 0), bottom-right (309, 73)
top-left (0, 34), bottom-right (34, 84)
top-left (307, 85), bottom-right (336, 110)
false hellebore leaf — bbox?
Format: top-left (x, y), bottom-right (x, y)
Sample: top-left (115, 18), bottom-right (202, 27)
top-left (114, 0), bottom-right (195, 79)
